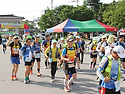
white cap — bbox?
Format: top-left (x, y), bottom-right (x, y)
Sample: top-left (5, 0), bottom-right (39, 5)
top-left (113, 45), bottom-right (125, 58)
top-left (52, 40), bottom-right (57, 44)
top-left (60, 37), bottom-right (64, 40)
top-left (76, 36), bottom-right (80, 39)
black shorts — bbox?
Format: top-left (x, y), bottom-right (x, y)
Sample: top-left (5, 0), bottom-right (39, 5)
top-left (64, 63), bottom-right (76, 75)
top-left (3, 45), bottom-right (6, 49)
top-left (105, 88), bottom-right (121, 94)
top-left (32, 57), bottom-right (41, 62)
top-left (45, 53), bottom-right (49, 58)
top-left (25, 62), bottom-right (32, 66)
top-left (90, 54), bottom-right (97, 58)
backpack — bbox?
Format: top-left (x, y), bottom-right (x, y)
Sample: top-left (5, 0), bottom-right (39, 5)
top-left (24, 44), bottom-right (32, 53)
top-left (49, 46), bottom-right (60, 58)
top-left (44, 40), bottom-right (51, 48)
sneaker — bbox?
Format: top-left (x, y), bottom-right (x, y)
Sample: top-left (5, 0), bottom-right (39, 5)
top-left (90, 65), bottom-right (92, 69)
top-left (123, 79), bottom-right (125, 81)
top-left (30, 70), bottom-right (33, 75)
top-left (93, 66), bottom-right (96, 70)
top-left (45, 67), bottom-right (48, 69)
top-left (27, 79), bottom-right (30, 83)
top-left (24, 79), bottom-right (27, 84)
top-left (51, 79), bottom-right (55, 82)
top-left (77, 68), bottom-right (82, 72)
top-left (14, 75), bottom-right (18, 80)
top-left (68, 84), bottom-right (72, 90)
top-left (64, 87), bottom-right (70, 92)
top-left (11, 75), bottom-right (14, 80)
top-left (71, 82), bottom-right (74, 85)
top-left (37, 72), bottom-right (42, 76)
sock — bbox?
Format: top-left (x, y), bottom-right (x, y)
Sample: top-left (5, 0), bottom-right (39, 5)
top-left (91, 62), bottom-right (93, 65)
top-left (45, 61), bottom-right (47, 67)
top-left (37, 69), bottom-right (40, 73)
top-left (93, 62), bottom-right (96, 68)
top-left (64, 79), bottom-right (68, 87)
top-left (68, 77), bottom-right (74, 85)
top-left (31, 67), bottom-right (32, 70)
top-left (27, 76), bottom-right (29, 80)
top-left (25, 77), bottom-right (27, 81)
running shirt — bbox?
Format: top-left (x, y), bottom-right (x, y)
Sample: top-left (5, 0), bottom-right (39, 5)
top-left (9, 41), bottom-right (22, 57)
top-left (80, 40), bottom-right (85, 50)
top-left (20, 45), bottom-right (33, 62)
top-left (45, 46), bottom-right (61, 62)
top-left (33, 42), bottom-right (41, 53)
top-left (115, 41), bottom-right (125, 48)
top-left (76, 41), bottom-right (81, 53)
top-left (2, 38), bottom-right (6, 45)
top-left (97, 56), bottom-right (120, 89)
top-left (42, 40), bottom-right (51, 48)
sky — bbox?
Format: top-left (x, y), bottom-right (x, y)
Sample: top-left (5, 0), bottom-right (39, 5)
top-left (0, 0), bottom-right (119, 21)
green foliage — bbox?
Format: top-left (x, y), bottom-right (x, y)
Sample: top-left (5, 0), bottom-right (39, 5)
top-left (102, 0), bottom-right (125, 29)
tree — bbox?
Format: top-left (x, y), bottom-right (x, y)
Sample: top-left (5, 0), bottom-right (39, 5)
top-left (102, 0), bottom-right (125, 29)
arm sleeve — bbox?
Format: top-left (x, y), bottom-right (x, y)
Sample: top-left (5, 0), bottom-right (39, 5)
top-left (45, 47), bottom-right (49, 57)
top-left (42, 40), bottom-right (45, 45)
top-left (96, 42), bottom-right (101, 52)
top-left (96, 57), bottom-right (108, 81)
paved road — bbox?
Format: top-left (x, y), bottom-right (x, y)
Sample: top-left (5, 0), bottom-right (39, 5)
top-left (0, 45), bottom-right (125, 94)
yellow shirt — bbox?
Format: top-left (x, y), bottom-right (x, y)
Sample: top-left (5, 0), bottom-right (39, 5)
top-left (45, 46), bottom-right (61, 62)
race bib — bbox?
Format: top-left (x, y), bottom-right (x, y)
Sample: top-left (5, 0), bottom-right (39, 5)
top-left (13, 48), bottom-right (19, 54)
top-left (35, 53), bottom-right (40, 58)
top-left (114, 81), bottom-right (120, 92)
top-left (25, 57), bottom-right (32, 62)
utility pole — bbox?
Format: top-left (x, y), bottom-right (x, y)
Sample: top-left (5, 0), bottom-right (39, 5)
top-left (51, 0), bottom-right (53, 9)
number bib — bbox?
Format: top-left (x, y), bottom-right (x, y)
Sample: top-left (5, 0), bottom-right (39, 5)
top-left (13, 48), bottom-right (19, 54)
top-left (114, 81), bottom-right (120, 92)
top-left (35, 53), bottom-right (41, 58)
top-left (25, 57), bottom-right (32, 62)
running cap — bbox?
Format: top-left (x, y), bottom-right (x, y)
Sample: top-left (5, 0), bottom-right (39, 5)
top-left (113, 45), bottom-right (125, 58)
top-left (52, 40), bottom-right (57, 44)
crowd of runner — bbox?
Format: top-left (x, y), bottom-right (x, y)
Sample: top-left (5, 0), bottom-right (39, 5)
top-left (0, 32), bottom-right (125, 94)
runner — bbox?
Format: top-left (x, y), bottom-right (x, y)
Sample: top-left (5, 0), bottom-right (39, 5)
top-left (7, 35), bottom-right (22, 80)
top-left (57, 37), bottom-right (65, 70)
top-left (61, 37), bottom-right (77, 92)
top-left (80, 35), bottom-right (86, 64)
top-left (42, 34), bottom-right (51, 69)
top-left (19, 38), bottom-right (33, 84)
top-left (96, 36), bottom-right (106, 60)
top-left (89, 40), bottom-right (98, 70)
top-left (2, 36), bottom-right (7, 54)
top-left (31, 35), bottom-right (42, 76)
top-left (45, 40), bottom-right (61, 82)
top-left (75, 36), bottom-right (81, 71)
top-left (115, 35), bottom-right (125, 81)
top-left (97, 45), bottom-right (125, 94)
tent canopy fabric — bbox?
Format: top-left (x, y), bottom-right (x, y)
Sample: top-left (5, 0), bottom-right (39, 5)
top-left (47, 19), bottom-right (118, 33)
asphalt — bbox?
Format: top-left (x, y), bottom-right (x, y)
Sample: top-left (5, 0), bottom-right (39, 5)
top-left (0, 44), bottom-right (125, 94)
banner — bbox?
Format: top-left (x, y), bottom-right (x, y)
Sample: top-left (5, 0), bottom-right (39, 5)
top-left (1, 23), bottom-right (24, 28)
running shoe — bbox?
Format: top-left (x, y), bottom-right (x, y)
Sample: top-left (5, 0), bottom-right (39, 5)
top-left (24, 79), bottom-right (27, 84)
top-left (11, 75), bottom-right (14, 80)
top-left (51, 79), bottom-right (55, 82)
top-left (68, 84), bottom-right (72, 90)
top-left (90, 65), bottom-right (92, 69)
top-left (64, 87), bottom-right (70, 92)
top-left (30, 70), bottom-right (33, 75)
top-left (37, 72), bottom-right (42, 76)
top-left (93, 66), bottom-right (96, 70)
top-left (14, 75), bottom-right (18, 80)
top-left (123, 79), bottom-right (125, 82)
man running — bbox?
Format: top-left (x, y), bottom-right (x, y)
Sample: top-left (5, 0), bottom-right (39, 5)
top-left (61, 37), bottom-right (77, 92)
top-left (45, 40), bottom-right (61, 82)
top-left (42, 34), bottom-right (51, 69)
top-left (7, 35), bottom-right (22, 80)
top-left (2, 36), bottom-right (7, 54)
top-left (31, 35), bottom-right (42, 76)
top-left (19, 38), bottom-right (33, 84)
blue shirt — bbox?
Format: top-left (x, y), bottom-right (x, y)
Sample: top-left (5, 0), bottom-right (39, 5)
top-left (2, 38), bottom-right (6, 45)
top-left (115, 41), bottom-right (125, 48)
top-left (97, 56), bottom-right (120, 89)
top-left (76, 41), bottom-right (81, 49)
top-left (32, 42), bottom-right (41, 53)
top-left (20, 45), bottom-right (33, 61)
top-left (42, 40), bottom-right (50, 45)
